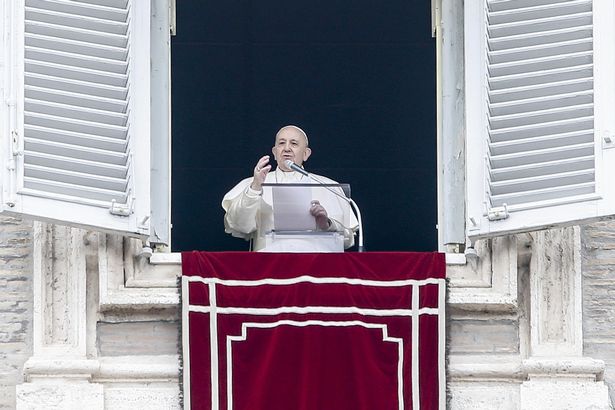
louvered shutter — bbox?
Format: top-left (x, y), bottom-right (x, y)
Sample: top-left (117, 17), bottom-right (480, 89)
top-left (1, 0), bottom-right (153, 237)
top-left (465, 0), bottom-right (615, 238)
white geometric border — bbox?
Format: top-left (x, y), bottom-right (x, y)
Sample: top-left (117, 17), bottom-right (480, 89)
top-left (226, 320), bottom-right (403, 410)
top-left (182, 275), bottom-right (446, 410)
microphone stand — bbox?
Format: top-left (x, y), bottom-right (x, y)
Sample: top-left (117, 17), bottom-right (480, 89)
top-left (285, 161), bottom-right (365, 252)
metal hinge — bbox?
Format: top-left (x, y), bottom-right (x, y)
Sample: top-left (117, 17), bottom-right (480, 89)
top-left (487, 204), bottom-right (509, 221)
top-left (109, 197), bottom-right (134, 217)
top-left (11, 129), bottom-right (23, 157)
top-left (602, 131), bottom-right (615, 149)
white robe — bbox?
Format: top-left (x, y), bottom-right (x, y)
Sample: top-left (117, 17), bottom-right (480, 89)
top-left (222, 168), bottom-right (358, 251)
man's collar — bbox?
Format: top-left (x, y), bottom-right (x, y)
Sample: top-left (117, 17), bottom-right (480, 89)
top-left (275, 167), bottom-right (304, 181)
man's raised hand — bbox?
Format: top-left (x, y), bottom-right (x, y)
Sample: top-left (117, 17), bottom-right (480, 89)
top-left (250, 155), bottom-right (272, 191)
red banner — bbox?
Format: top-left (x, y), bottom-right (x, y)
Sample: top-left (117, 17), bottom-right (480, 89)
top-left (182, 252), bottom-right (445, 410)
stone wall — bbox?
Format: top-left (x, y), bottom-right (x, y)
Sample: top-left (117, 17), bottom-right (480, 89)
top-left (13, 226), bottom-right (181, 409)
top-left (3, 217), bottom-right (615, 409)
top-left (582, 221), bottom-right (615, 405)
top-left (0, 217), bottom-right (32, 409)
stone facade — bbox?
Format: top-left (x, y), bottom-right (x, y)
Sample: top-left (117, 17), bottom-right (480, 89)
top-left (0, 217), bottom-right (32, 410)
top-left (582, 221), bottom-right (615, 405)
top-left (448, 227), bottom-right (611, 409)
top-left (0, 223), bottom-right (180, 409)
top-left (0, 218), bottom-right (615, 408)
top-left (436, 0), bottom-right (614, 404)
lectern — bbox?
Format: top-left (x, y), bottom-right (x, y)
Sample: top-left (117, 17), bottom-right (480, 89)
top-left (257, 183), bottom-right (353, 252)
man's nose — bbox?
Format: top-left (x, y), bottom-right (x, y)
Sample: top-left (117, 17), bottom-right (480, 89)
top-left (283, 143), bottom-right (291, 151)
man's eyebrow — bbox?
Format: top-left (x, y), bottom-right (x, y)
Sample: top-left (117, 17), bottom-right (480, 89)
top-left (276, 137), bottom-right (302, 144)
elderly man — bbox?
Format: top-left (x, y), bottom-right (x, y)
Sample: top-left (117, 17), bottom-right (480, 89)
top-left (222, 125), bottom-right (358, 251)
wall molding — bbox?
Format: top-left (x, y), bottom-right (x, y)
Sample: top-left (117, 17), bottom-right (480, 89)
top-left (100, 236), bottom-right (518, 312)
top-left (98, 234), bottom-right (179, 310)
top-left (447, 235), bottom-right (518, 311)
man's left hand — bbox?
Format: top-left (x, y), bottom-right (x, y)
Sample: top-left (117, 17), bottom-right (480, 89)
top-left (310, 200), bottom-right (330, 230)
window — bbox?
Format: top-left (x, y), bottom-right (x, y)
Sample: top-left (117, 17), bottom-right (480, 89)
top-left (0, 0), bottom-right (170, 244)
top-left (170, 0), bottom-right (438, 252)
top-left (464, 0), bottom-right (615, 239)
top-left (3, 0), bottom-right (614, 250)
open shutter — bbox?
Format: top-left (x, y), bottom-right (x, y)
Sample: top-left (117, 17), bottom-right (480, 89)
top-left (1, 0), bottom-right (152, 237)
top-left (465, 0), bottom-right (615, 238)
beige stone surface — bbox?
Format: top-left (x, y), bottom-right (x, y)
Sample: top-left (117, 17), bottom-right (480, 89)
top-left (582, 221), bottom-right (615, 405)
top-left (0, 217), bottom-right (33, 410)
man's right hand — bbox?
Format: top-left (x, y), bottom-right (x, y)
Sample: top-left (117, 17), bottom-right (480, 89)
top-left (250, 155), bottom-right (272, 191)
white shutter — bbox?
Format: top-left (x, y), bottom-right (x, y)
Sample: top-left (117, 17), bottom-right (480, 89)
top-left (1, 0), bottom-right (152, 237)
top-left (465, 0), bottom-right (615, 238)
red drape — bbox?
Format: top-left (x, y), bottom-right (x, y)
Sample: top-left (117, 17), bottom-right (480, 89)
top-left (182, 252), bottom-right (445, 410)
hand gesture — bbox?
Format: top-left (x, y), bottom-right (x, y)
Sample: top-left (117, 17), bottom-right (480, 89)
top-left (250, 155), bottom-right (272, 191)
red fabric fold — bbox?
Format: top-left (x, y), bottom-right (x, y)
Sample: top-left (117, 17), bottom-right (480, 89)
top-left (181, 251), bottom-right (445, 280)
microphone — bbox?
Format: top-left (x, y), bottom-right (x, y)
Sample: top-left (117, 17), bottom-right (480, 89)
top-left (284, 160), bottom-right (365, 252)
top-left (284, 159), bottom-right (309, 176)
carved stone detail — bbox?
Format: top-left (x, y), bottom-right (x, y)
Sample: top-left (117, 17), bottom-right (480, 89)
top-left (17, 223), bottom-right (104, 409)
top-left (98, 234), bottom-right (179, 310)
top-left (519, 226), bottom-right (609, 409)
top-left (528, 227), bottom-right (581, 357)
top-left (448, 235), bottom-right (518, 310)
top-left (29, 223), bottom-right (89, 361)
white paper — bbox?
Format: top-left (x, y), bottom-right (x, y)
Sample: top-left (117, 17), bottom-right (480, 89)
top-left (271, 185), bottom-right (316, 231)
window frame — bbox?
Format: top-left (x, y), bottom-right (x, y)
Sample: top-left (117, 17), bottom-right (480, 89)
top-left (0, 0), bottom-right (171, 244)
top-left (463, 0), bottom-right (615, 240)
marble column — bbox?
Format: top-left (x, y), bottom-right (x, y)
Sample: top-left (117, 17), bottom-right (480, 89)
top-left (520, 226), bottom-right (609, 409)
top-left (16, 223), bottom-right (103, 409)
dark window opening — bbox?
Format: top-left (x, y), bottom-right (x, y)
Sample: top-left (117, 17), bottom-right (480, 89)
top-left (171, 0), bottom-right (436, 251)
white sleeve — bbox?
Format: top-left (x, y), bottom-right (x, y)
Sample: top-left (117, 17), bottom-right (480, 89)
top-left (221, 179), bottom-right (263, 239)
top-left (327, 217), bottom-right (357, 249)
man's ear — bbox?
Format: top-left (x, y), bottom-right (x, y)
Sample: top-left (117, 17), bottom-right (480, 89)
top-left (271, 146), bottom-right (277, 160)
top-left (303, 147), bottom-right (312, 162)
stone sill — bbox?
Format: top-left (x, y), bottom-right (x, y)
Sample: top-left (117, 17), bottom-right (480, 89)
top-left (121, 248), bottom-right (515, 312)
top-left (149, 251), bottom-right (465, 265)
top-left (448, 355), bottom-right (605, 382)
top-left (23, 355), bottom-right (180, 382)
top-left (150, 252), bottom-right (182, 265)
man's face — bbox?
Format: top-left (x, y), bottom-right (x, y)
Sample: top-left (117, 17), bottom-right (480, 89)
top-left (272, 128), bottom-right (311, 171)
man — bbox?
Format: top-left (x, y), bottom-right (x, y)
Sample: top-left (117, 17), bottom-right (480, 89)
top-left (222, 125), bottom-right (358, 251)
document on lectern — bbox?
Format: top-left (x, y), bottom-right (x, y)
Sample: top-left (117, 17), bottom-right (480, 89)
top-left (260, 183), bottom-right (352, 236)
top-left (271, 184), bottom-right (315, 231)
top-left (258, 183), bottom-right (351, 252)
